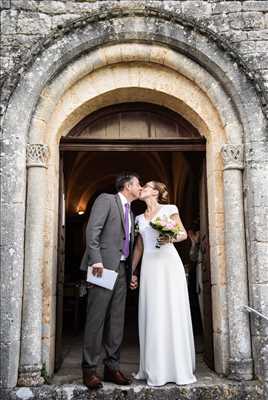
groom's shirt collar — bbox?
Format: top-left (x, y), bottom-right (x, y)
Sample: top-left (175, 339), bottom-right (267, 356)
top-left (118, 192), bottom-right (130, 207)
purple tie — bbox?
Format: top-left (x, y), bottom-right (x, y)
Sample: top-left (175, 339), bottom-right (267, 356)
top-left (123, 203), bottom-right (130, 257)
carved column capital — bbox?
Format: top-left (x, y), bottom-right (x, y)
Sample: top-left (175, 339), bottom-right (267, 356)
top-left (221, 144), bottom-right (244, 170)
top-left (26, 144), bottom-right (49, 168)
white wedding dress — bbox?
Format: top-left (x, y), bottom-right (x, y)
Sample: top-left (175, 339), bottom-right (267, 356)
top-left (135, 204), bottom-right (196, 386)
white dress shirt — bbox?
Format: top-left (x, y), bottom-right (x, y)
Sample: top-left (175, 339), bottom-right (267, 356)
top-left (118, 192), bottom-right (131, 260)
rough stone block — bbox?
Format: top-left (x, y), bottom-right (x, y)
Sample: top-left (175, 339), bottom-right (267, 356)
top-left (0, 337), bottom-right (20, 388)
top-left (251, 207), bottom-right (268, 242)
top-left (227, 12), bottom-right (244, 30)
top-left (213, 332), bottom-right (229, 375)
top-left (65, 1), bottom-right (99, 14)
top-left (207, 172), bottom-right (224, 214)
top-left (246, 165), bottom-right (268, 208)
top-left (0, 259), bottom-right (23, 326)
top-left (242, 1), bottom-right (268, 12)
top-left (1, 152), bottom-right (26, 204)
top-left (0, 203), bottom-right (25, 247)
top-left (0, 9), bottom-right (18, 34)
top-left (224, 29), bottom-right (247, 42)
top-left (181, 1), bottom-right (212, 18)
top-left (17, 12), bottom-right (51, 35)
top-left (211, 285), bottom-right (228, 334)
top-left (242, 12), bottom-right (265, 30)
top-left (10, 0), bottom-right (38, 11)
top-left (247, 29), bottom-right (268, 40)
top-left (212, 1), bottom-right (242, 15)
top-left (207, 14), bottom-right (230, 32)
top-left (38, 0), bottom-right (67, 15)
top-left (250, 284), bottom-right (268, 337)
top-left (210, 244), bottom-right (226, 286)
top-left (238, 41), bottom-right (268, 54)
top-left (248, 241), bottom-right (268, 284)
top-left (0, 0), bottom-right (10, 10)
top-left (265, 13), bottom-right (268, 28)
top-left (235, 51), bottom-right (266, 71)
top-left (252, 333), bottom-right (268, 377)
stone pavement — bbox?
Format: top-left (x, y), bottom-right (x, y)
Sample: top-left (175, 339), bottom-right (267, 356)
top-left (1, 334), bottom-right (263, 400)
top-left (1, 375), bottom-right (263, 400)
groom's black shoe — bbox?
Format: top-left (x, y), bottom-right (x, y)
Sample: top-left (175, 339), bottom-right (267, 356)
top-left (104, 366), bottom-right (131, 385)
top-left (83, 369), bottom-right (103, 390)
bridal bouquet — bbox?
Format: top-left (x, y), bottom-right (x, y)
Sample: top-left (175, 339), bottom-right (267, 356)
top-left (150, 215), bottom-right (183, 248)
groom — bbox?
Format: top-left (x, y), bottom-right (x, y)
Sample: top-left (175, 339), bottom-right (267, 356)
top-left (80, 173), bottom-right (141, 389)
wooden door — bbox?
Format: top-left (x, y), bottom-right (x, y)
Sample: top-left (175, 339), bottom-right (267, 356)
top-left (199, 158), bottom-right (214, 369)
top-left (55, 153), bottom-right (66, 371)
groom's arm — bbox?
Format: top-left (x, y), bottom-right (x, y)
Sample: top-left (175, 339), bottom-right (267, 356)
top-left (86, 194), bottom-right (111, 266)
top-left (130, 235), bottom-right (143, 290)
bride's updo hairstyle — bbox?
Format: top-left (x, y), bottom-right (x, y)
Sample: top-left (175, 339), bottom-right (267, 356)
top-left (151, 181), bottom-right (169, 204)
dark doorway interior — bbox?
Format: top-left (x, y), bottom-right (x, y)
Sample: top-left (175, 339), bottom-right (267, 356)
top-left (55, 149), bottom-right (211, 380)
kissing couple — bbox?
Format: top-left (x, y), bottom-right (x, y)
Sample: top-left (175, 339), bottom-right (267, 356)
top-left (80, 172), bottom-right (196, 389)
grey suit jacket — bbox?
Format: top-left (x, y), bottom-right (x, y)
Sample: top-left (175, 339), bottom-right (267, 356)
top-left (80, 193), bottom-right (135, 275)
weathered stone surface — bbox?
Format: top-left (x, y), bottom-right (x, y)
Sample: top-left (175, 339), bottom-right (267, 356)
top-left (212, 1), bottom-right (242, 15)
top-left (247, 29), bottom-right (268, 40)
top-left (38, 1), bottom-right (67, 15)
top-left (0, 380), bottom-right (264, 400)
top-left (221, 145), bottom-right (253, 380)
top-left (1, 9), bottom-right (18, 33)
top-left (17, 12), bottom-right (51, 35)
top-left (181, 1), bottom-right (212, 17)
top-left (242, 1), bottom-right (268, 13)
top-left (242, 12), bottom-right (265, 30)
top-left (0, 0), bottom-right (11, 10)
top-left (0, 0), bottom-right (267, 394)
top-left (10, 0), bottom-right (38, 12)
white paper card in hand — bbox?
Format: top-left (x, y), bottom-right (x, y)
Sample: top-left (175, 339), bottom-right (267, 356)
top-left (87, 267), bottom-right (118, 290)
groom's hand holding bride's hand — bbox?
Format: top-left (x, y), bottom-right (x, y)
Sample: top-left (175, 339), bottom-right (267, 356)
top-left (130, 275), bottom-right (138, 290)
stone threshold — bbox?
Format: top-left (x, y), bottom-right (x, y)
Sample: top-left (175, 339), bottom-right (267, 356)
top-left (1, 380), bottom-right (263, 400)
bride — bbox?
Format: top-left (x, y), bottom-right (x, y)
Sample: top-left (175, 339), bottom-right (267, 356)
top-left (131, 181), bottom-right (196, 386)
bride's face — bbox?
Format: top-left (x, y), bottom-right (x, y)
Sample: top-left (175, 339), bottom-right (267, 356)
top-left (140, 182), bottom-right (158, 201)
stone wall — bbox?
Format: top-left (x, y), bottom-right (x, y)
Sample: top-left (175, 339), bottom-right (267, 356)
top-left (1, 0), bottom-right (268, 118)
top-left (0, 0), bottom-right (268, 394)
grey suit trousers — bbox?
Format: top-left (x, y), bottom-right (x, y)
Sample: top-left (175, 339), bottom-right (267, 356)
top-left (82, 261), bottom-right (127, 371)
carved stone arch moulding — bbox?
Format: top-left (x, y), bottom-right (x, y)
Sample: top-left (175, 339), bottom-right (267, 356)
top-left (1, 5), bottom-right (267, 120)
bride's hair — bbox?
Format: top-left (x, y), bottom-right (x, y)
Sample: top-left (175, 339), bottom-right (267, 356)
top-left (151, 181), bottom-right (169, 204)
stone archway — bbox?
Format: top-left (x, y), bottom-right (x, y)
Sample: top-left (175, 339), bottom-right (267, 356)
top-left (23, 45), bottom-right (249, 384)
top-left (1, 8), bottom-right (267, 389)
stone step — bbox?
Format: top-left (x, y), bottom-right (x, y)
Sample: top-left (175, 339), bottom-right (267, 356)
top-left (1, 381), bottom-right (263, 400)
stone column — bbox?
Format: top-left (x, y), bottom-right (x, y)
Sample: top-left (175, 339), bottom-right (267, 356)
top-left (221, 144), bottom-right (253, 380)
top-left (18, 144), bottom-right (49, 386)
top-left (261, 344), bottom-right (268, 400)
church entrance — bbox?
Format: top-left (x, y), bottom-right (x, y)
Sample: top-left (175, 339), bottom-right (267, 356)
top-left (54, 103), bottom-right (213, 382)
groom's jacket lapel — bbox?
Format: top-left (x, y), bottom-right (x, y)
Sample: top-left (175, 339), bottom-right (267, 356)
top-left (115, 194), bottom-right (135, 240)
top-left (115, 193), bottom-right (125, 231)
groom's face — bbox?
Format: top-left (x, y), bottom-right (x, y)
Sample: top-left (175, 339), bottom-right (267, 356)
top-left (127, 177), bottom-right (142, 200)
